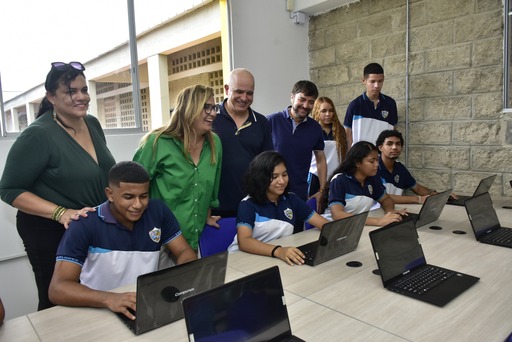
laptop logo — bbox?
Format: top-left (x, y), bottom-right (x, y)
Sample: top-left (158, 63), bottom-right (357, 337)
top-left (336, 235), bottom-right (348, 242)
top-left (161, 286), bottom-right (195, 302)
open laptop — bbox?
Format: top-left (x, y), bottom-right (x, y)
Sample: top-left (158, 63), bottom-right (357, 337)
top-left (369, 216), bottom-right (479, 307)
top-left (116, 251), bottom-right (228, 335)
top-left (447, 174), bottom-right (496, 206)
top-left (406, 189), bottom-right (452, 228)
top-left (298, 211), bottom-right (369, 266)
top-left (182, 266), bottom-right (305, 342)
top-left (464, 192), bottom-right (512, 248)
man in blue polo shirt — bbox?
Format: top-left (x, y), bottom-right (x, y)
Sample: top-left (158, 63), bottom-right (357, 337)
top-left (48, 161), bottom-right (196, 320)
top-left (212, 68), bottom-right (273, 218)
top-left (344, 63), bottom-right (398, 147)
top-left (267, 80), bottom-right (327, 213)
top-left (376, 130), bottom-right (448, 204)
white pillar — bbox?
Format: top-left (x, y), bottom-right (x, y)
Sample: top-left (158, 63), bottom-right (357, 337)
top-left (26, 103), bottom-right (36, 125)
top-left (87, 80), bottom-right (98, 118)
top-left (147, 54), bottom-right (170, 129)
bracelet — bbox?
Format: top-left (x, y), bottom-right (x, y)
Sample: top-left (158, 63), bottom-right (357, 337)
top-left (271, 245), bottom-right (281, 258)
top-left (318, 189), bottom-right (324, 193)
top-left (51, 206), bottom-right (67, 222)
top-left (418, 195), bottom-right (421, 204)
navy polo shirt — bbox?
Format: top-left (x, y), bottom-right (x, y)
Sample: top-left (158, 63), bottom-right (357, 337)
top-left (213, 100), bottom-right (273, 213)
top-left (329, 172), bottom-right (386, 214)
top-left (378, 157), bottom-right (416, 195)
top-left (267, 107), bottom-right (324, 200)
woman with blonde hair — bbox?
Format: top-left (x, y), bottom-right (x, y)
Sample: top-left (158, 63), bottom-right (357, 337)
top-left (308, 96), bottom-right (348, 198)
top-left (133, 85), bottom-right (222, 251)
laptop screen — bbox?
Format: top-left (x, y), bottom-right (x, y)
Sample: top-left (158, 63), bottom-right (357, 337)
top-left (370, 217), bottom-right (426, 285)
top-left (464, 192), bottom-right (501, 239)
top-left (473, 174), bottom-right (497, 196)
top-left (414, 189), bottom-right (451, 228)
top-left (183, 266), bottom-right (292, 342)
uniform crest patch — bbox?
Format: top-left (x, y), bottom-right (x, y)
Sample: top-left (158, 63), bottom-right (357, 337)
top-left (149, 227), bottom-right (161, 243)
top-left (284, 208), bottom-right (293, 220)
top-left (382, 110), bottom-right (389, 118)
top-left (394, 175), bottom-right (400, 184)
top-left (368, 184), bottom-right (374, 195)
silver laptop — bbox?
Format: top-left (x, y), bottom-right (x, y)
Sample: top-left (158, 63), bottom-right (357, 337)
top-left (298, 211), bottom-right (369, 266)
top-left (464, 192), bottom-right (512, 248)
top-left (447, 174), bottom-right (496, 206)
top-left (369, 216), bottom-right (479, 307)
top-left (182, 266), bottom-right (305, 342)
top-left (407, 189), bottom-right (452, 228)
top-left (116, 251), bottom-right (228, 335)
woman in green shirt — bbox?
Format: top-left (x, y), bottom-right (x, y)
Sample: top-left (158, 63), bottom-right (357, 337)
top-left (133, 85), bottom-right (222, 251)
top-left (0, 62), bottom-right (116, 310)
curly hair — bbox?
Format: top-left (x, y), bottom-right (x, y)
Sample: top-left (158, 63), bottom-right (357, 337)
top-left (244, 151), bottom-right (289, 205)
top-left (311, 97), bottom-right (348, 162)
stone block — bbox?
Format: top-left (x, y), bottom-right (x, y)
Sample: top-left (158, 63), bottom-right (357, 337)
top-left (422, 146), bottom-right (470, 169)
top-left (357, 13), bottom-right (394, 38)
top-left (371, 32), bottom-right (406, 58)
top-left (453, 122), bottom-right (501, 144)
top-left (325, 21), bottom-right (358, 47)
top-left (426, 0), bottom-right (473, 23)
top-left (453, 66), bottom-right (502, 94)
top-left (426, 44), bottom-right (471, 72)
top-left (315, 65), bottom-right (350, 86)
top-left (407, 98), bottom-right (426, 122)
top-left (410, 22), bottom-right (453, 52)
top-left (450, 172), bottom-right (501, 195)
top-left (309, 47), bottom-right (336, 68)
top-left (454, 10), bottom-right (503, 43)
top-left (309, 29), bottom-right (326, 51)
top-left (335, 41), bottom-right (369, 64)
top-left (476, 0), bottom-right (503, 13)
top-left (473, 92), bottom-right (503, 120)
top-left (409, 122), bottom-right (452, 144)
top-left (473, 37), bottom-right (502, 66)
top-left (409, 72), bottom-right (452, 98)
top-left (424, 96), bottom-right (471, 121)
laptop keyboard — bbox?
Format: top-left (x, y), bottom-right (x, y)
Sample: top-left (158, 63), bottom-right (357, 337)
top-left (393, 266), bottom-right (455, 295)
top-left (302, 247), bottom-right (317, 263)
top-left (482, 228), bottom-right (512, 245)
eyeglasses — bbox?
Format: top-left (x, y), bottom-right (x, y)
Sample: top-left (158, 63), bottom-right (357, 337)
top-left (203, 103), bottom-right (220, 115)
top-left (51, 61), bottom-right (86, 71)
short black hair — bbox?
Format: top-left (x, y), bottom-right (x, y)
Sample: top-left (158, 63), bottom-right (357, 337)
top-left (363, 63), bottom-right (384, 78)
top-left (376, 130), bottom-right (404, 148)
top-left (108, 161), bottom-right (150, 187)
top-left (291, 80), bottom-right (319, 98)
top-left (244, 151), bottom-right (289, 205)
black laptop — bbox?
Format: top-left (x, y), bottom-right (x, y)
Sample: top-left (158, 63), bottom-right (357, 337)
top-left (369, 217), bottom-right (479, 307)
top-left (407, 189), bottom-right (452, 228)
top-left (182, 266), bottom-right (305, 342)
top-left (116, 251), bottom-right (228, 335)
top-left (447, 174), bottom-right (496, 206)
top-left (464, 192), bottom-right (512, 248)
top-left (298, 211), bottom-right (369, 266)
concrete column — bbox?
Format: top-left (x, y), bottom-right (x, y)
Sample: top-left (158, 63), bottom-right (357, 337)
top-left (147, 54), bottom-right (170, 129)
top-left (87, 80), bottom-right (98, 118)
top-left (26, 103), bottom-right (36, 125)
top-left (10, 107), bottom-right (19, 132)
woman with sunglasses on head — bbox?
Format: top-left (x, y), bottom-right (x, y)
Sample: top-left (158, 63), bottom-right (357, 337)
top-left (0, 61), bottom-right (116, 310)
top-left (133, 85), bottom-right (222, 252)
top-left (327, 141), bottom-right (406, 226)
top-left (228, 151), bottom-right (328, 265)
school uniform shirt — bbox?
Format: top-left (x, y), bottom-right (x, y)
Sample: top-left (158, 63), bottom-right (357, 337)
top-left (228, 193), bottom-right (314, 252)
top-left (344, 92), bottom-right (398, 146)
top-left (378, 157), bottom-right (416, 195)
top-left (56, 199), bottom-right (182, 291)
top-left (328, 172), bottom-right (386, 214)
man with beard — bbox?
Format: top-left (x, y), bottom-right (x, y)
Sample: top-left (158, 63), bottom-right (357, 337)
top-left (267, 81), bottom-right (327, 232)
top-left (344, 63), bottom-right (398, 148)
top-left (376, 130), bottom-right (448, 204)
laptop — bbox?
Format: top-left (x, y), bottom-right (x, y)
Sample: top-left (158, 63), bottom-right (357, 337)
top-left (116, 251), bottom-right (228, 335)
top-left (407, 189), bottom-right (452, 228)
top-left (298, 211), bottom-right (369, 266)
top-left (182, 266), bottom-right (305, 342)
top-left (464, 192), bottom-right (512, 248)
top-left (369, 216), bottom-right (479, 307)
top-left (447, 174), bottom-right (496, 206)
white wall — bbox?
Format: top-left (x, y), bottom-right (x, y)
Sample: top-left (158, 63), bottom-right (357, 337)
top-left (228, 0), bottom-right (310, 115)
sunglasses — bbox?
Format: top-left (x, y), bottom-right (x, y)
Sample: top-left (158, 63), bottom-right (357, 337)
top-left (51, 61), bottom-right (86, 71)
top-left (45, 61), bottom-right (86, 90)
top-left (203, 103), bottom-right (220, 115)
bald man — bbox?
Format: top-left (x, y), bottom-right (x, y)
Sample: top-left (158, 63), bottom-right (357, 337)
top-left (212, 68), bottom-right (273, 218)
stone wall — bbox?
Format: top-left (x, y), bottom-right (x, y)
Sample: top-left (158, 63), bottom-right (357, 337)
top-left (309, 0), bottom-right (512, 197)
